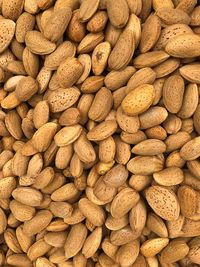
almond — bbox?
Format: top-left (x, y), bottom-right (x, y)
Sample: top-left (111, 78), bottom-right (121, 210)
top-left (23, 210), bottom-right (53, 236)
top-left (165, 33), bottom-right (200, 57)
top-left (67, 10), bottom-right (86, 42)
top-left (107, 0), bottom-right (129, 28)
top-left (25, 30), bottom-right (56, 55)
top-left (180, 137), bottom-right (200, 160)
top-left (126, 67), bottom-right (156, 94)
top-left (153, 0), bottom-right (174, 10)
top-left (108, 27), bottom-right (135, 70)
top-left (139, 106), bottom-right (168, 129)
top-left (43, 8), bottom-right (72, 42)
top-left (23, 47), bottom-right (39, 78)
top-left (77, 54), bottom-right (92, 84)
top-left (110, 226), bottom-right (136, 246)
top-left (51, 183), bottom-right (79, 202)
top-left (87, 10), bottom-right (108, 33)
top-left (133, 51), bottom-right (170, 68)
top-left (45, 41), bottom-right (76, 70)
top-left (12, 187), bottom-right (43, 207)
top-left (78, 198), bottom-right (106, 226)
top-left (15, 76), bottom-right (38, 102)
top-left (79, 0), bottom-right (100, 22)
top-left (127, 155), bottom-right (164, 175)
top-left (132, 139), bottom-right (166, 156)
top-left (16, 12), bottom-right (35, 43)
top-left (154, 23), bottom-right (193, 51)
top-left (81, 75), bottom-right (104, 93)
top-left (88, 87), bottom-right (113, 122)
top-left (33, 100), bottom-right (49, 129)
top-left (111, 188), bottom-right (140, 218)
top-left (122, 84), bottom-right (155, 116)
top-left (74, 133), bottom-right (96, 164)
top-left (92, 41), bottom-right (111, 75)
top-left (0, 18), bottom-right (15, 53)
top-left (49, 201), bottom-right (73, 219)
top-left (57, 57), bottom-right (83, 88)
top-left (27, 238), bottom-right (51, 261)
top-left (82, 227), bottom-right (102, 259)
top-left (178, 185), bottom-right (197, 218)
top-left (2, 0), bottom-right (24, 21)
top-left (99, 136), bottom-right (116, 163)
top-left (140, 238), bottom-right (169, 258)
top-left (116, 240), bottom-right (140, 267)
top-left (10, 200), bottom-right (35, 222)
top-left (54, 124), bottom-right (82, 147)
top-left (105, 66), bottom-right (136, 91)
top-left (153, 57), bottom-right (180, 78)
top-left (147, 212), bottom-right (168, 238)
top-left (0, 207), bottom-right (7, 234)
top-left (145, 185), bottom-right (180, 221)
top-left (163, 75), bottom-right (185, 114)
top-left (140, 14), bottom-right (161, 53)
top-left (33, 167), bottom-right (54, 189)
top-left (176, 0), bottom-right (197, 14)
top-left (193, 105), bottom-right (200, 134)
top-left (156, 7), bottom-right (190, 25)
top-left (179, 64), bottom-right (200, 84)
top-left (87, 120), bottom-right (118, 141)
top-left (5, 110), bottom-right (23, 140)
top-left (55, 145), bottom-right (73, 169)
top-left (116, 106), bottom-right (140, 134)
top-left (160, 239), bottom-right (189, 264)
top-left (32, 122), bottom-right (57, 152)
top-left (0, 176), bottom-right (16, 199)
top-left (78, 32), bottom-right (104, 54)
top-left (48, 87), bottom-right (80, 113)
top-left (178, 83), bottom-right (198, 119)
top-left (64, 223), bottom-right (88, 259)
top-left (153, 167), bottom-right (184, 186)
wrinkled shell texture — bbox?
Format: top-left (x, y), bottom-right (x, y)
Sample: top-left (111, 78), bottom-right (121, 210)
top-left (0, 0), bottom-right (200, 266)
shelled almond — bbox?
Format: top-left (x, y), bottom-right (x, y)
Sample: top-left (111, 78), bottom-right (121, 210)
top-left (0, 0), bottom-right (200, 266)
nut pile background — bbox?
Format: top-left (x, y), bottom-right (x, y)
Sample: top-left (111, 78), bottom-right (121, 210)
top-left (1, 0), bottom-right (200, 266)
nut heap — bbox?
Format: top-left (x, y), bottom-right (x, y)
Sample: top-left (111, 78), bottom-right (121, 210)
top-left (1, 0), bottom-right (200, 266)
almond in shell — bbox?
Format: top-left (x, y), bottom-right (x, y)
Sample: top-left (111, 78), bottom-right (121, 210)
top-left (0, 18), bottom-right (15, 53)
top-left (44, 41), bottom-right (76, 70)
top-left (163, 75), bottom-right (185, 114)
top-left (106, 0), bottom-right (129, 28)
top-left (47, 87), bottom-right (80, 113)
top-left (79, 0), bottom-right (100, 22)
top-left (110, 188), bottom-right (140, 218)
top-left (2, 0), bottom-right (24, 21)
top-left (140, 238), bottom-right (169, 258)
top-left (179, 64), bottom-right (200, 84)
top-left (32, 122), bottom-right (57, 152)
top-left (64, 223), bottom-right (88, 259)
top-left (165, 33), bottom-right (200, 58)
top-left (145, 185), bottom-right (180, 221)
top-left (105, 66), bottom-right (136, 91)
top-left (25, 31), bottom-right (56, 55)
top-left (43, 8), bottom-right (72, 42)
top-left (122, 84), bottom-right (155, 116)
top-left (92, 41), bottom-right (111, 75)
top-left (140, 14), bottom-right (161, 53)
top-left (126, 67), bottom-right (156, 94)
top-left (57, 57), bottom-right (83, 88)
top-left (127, 155), bottom-right (164, 175)
top-left (87, 120), bottom-right (118, 141)
top-left (16, 12), bottom-right (35, 43)
top-left (88, 87), bottom-right (113, 122)
top-left (54, 124), bottom-right (82, 147)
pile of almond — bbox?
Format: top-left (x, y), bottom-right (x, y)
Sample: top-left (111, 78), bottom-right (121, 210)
top-left (1, 0), bottom-right (200, 266)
